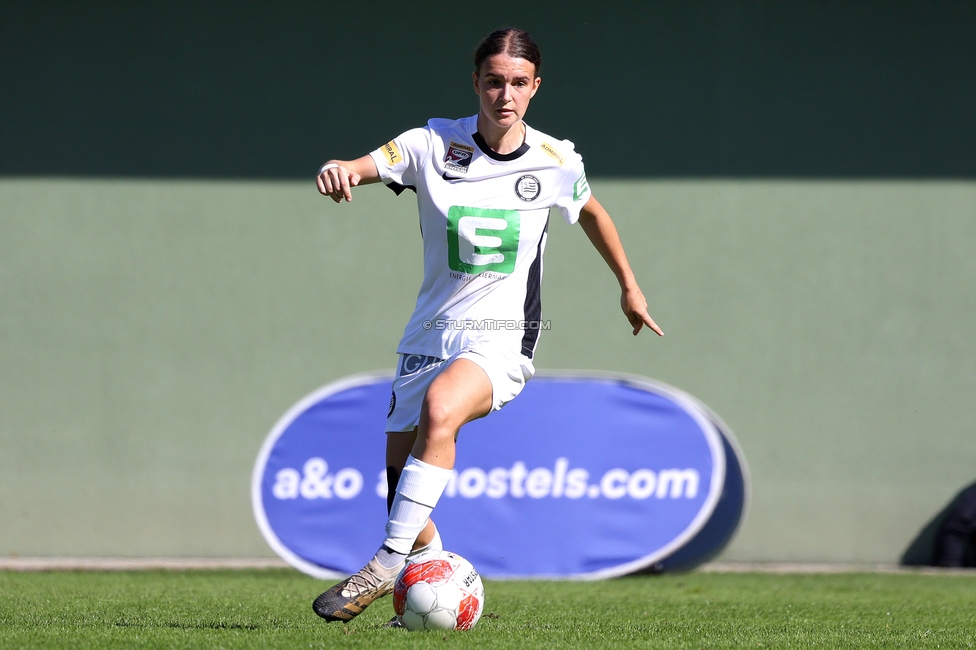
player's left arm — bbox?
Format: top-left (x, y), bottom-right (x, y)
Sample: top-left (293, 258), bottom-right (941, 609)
top-left (578, 195), bottom-right (664, 337)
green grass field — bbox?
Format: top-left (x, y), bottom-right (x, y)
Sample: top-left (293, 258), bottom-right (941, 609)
top-left (1, 569), bottom-right (974, 649)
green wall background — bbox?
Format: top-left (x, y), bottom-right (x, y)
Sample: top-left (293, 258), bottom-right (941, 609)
top-left (2, 1), bottom-right (975, 562)
top-left (2, 178), bottom-right (974, 561)
top-left (3, 1), bottom-right (973, 178)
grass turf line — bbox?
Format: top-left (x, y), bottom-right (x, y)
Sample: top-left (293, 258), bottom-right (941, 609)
top-left (0, 570), bottom-right (974, 649)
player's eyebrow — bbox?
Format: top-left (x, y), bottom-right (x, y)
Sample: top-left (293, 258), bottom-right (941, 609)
top-left (484, 72), bottom-right (532, 82)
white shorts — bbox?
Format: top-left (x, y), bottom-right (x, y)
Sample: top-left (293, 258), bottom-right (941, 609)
top-left (386, 347), bottom-right (535, 433)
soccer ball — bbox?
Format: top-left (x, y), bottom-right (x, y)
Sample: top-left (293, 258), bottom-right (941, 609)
top-left (393, 550), bottom-right (484, 631)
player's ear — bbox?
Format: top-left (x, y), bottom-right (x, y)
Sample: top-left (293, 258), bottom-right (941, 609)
top-left (530, 76), bottom-right (541, 98)
top-left (473, 71), bottom-right (481, 96)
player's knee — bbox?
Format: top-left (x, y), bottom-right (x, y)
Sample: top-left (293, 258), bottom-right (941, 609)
top-left (421, 390), bottom-right (462, 437)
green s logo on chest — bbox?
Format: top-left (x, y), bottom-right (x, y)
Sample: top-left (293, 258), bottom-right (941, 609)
top-left (447, 206), bottom-right (521, 275)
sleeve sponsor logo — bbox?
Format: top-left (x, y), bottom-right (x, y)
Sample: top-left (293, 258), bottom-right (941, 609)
top-left (573, 171), bottom-right (589, 201)
top-left (380, 140), bottom-right (403, 167)
top-left (444, 141), bottom-right (474, 174)
top-left (540, 142), bottom-right (565, 166)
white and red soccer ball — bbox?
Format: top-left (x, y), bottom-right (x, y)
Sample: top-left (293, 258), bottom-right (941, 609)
top-left (393, 551), bottom-right (484, 631)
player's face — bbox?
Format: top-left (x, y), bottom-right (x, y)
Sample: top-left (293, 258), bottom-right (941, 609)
top-left (473, 54), bottom-right (541, 131)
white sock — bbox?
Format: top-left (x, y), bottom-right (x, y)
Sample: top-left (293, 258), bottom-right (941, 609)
top-left (383, 456), bottom-right (453, 555)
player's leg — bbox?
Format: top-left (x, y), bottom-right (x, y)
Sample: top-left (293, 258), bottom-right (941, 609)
top-left (380, 429), bottom-right (442, 631)
top-left (388, 349), bottom-right (530, 559)
top-left (311, 427), bottom-right (431, 623)
top-left (385, 428), bottom-right (439, 553)
top-left (313, 359), bottom-right (491, 623)
top-left (411, 358), bottom-right (493, 467)
top-left (381, 358), bottom-right (491, 556)
top-left (376, 358), bottom-right (491, 564)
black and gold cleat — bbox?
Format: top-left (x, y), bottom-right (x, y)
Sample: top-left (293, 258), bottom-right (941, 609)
top-left (312, 558), bottom-right (402, 622)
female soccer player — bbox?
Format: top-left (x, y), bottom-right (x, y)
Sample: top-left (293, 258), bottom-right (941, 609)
top-left (312, 28), bottom-right (663, 623)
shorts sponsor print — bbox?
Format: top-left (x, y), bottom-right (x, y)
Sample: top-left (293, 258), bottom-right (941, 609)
top-left (399, 354), bottom-right (443, 377)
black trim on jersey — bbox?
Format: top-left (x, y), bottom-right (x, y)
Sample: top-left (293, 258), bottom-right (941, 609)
top-left (472, 131), bottom-right (530, 162)
top-left (520, 217), bottom-right (549, 359)
top-left (385, 181), bottom-right (416, 195)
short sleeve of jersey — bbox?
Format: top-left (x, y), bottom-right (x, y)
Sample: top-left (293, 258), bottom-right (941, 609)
top-left (553, 145), bottom-right (591, 225)
top-left (369, 127), bottom-right (432, 190)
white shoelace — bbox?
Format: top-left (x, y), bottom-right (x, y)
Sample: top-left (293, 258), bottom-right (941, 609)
top-left (340, 562), bottom-right (398, 598)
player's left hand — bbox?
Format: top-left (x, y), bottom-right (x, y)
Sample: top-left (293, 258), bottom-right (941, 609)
top-left (621, 286), bottom-right (664, 337)
top-left (317, 163), bottom-right (362, 203)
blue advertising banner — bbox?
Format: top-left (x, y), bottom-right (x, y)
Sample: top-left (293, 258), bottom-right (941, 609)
top-left (252, 372), bottom-right (747, 579)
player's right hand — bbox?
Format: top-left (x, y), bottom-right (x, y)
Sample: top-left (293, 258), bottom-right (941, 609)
top-left (317, 162), bottom-right (361, 203)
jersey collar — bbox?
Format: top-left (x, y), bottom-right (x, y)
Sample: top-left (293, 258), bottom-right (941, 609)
top-left (472, 128), bottom-right (530, 162)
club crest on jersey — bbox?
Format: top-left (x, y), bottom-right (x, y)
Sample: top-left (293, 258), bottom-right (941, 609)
top-left (444, 141), bottom-right (474, 174)
top-left (515, 175), bottom-right (541, 202)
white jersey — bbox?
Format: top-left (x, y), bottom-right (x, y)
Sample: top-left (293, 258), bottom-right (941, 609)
top-left (369, 114), bottom-right (592, 360)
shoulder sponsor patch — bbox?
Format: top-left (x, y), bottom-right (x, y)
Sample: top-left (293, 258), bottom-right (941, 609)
top-left (379, 140), bottom-right (403, 167)
top-left (444, 141), bottom-right (474, 174)
top-left (540, 142), bottom-right (565, 166)
top-left (573, 171), bottom-right (589, 201)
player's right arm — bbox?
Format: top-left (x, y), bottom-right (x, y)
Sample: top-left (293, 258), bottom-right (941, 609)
top-left (316, 155), bottom-right (380, 203)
